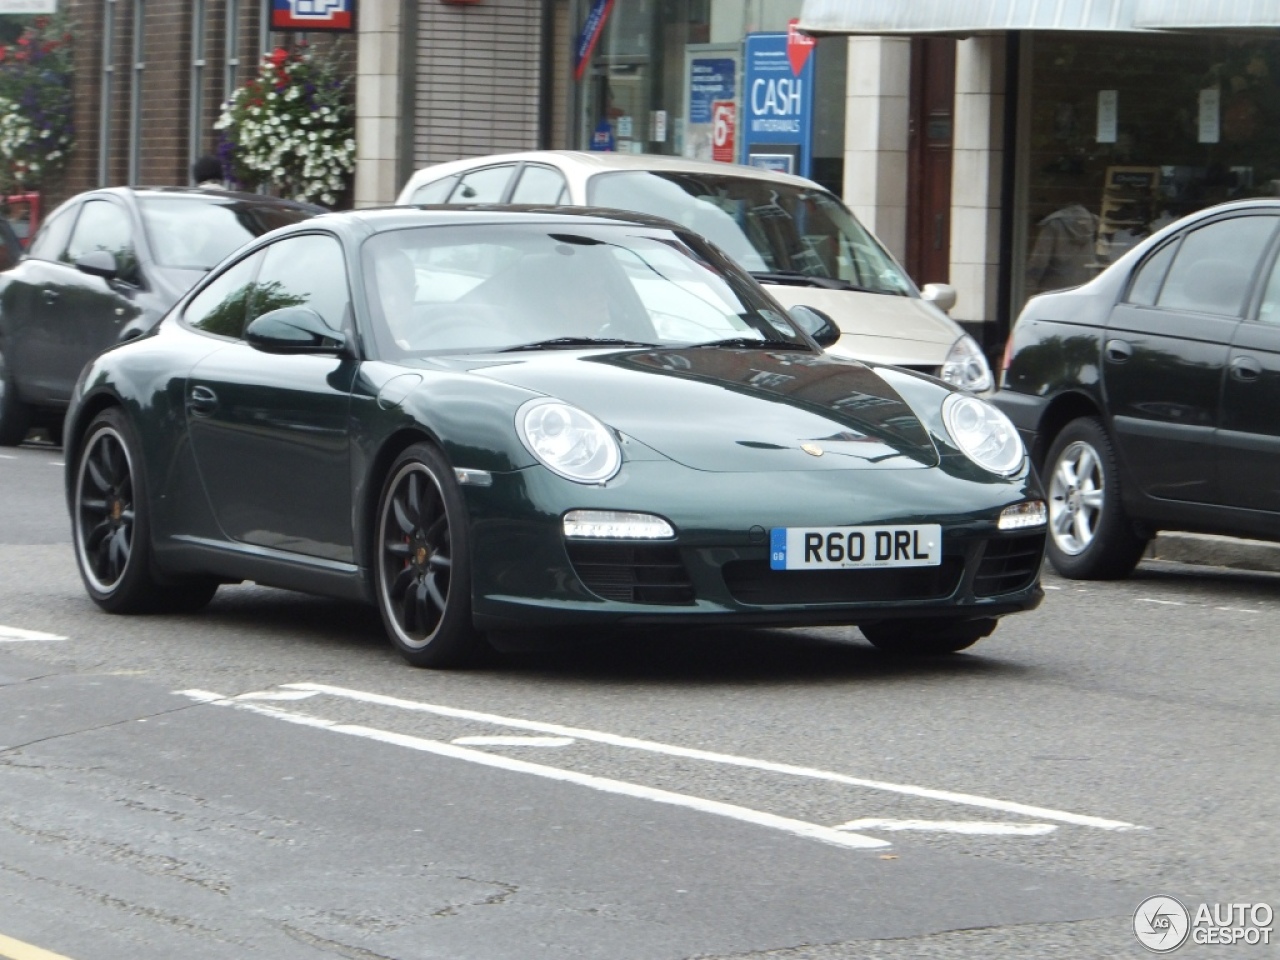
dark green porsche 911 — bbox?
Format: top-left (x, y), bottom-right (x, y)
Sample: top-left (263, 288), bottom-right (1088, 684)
top-left (64, 207), bottom-right (1046, 668)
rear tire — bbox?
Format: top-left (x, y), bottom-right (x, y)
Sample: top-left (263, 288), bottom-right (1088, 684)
top-left (1043, 416), bottom-right (1147, 580)
top-left (72, 408), bottom-right (218, 613)
top-left (861, 617), bottom-right (996, 656)
top-left (0, 344), bottom-right (31, 446)
top-left (374, 443), bottom-right (490, 668)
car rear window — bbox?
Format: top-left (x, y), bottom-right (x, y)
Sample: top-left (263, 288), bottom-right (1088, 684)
top-left (138, 196), bottom-right (316, 270)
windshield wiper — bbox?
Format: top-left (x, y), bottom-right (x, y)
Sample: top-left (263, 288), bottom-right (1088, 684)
top-left (751, 270), bottom-right (878, 294)
top-left (688, 337), bottom-right (808, 350)
top-left (500, 337), bottom-right (657, 353)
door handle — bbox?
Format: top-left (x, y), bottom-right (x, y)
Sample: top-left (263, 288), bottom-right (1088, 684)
top-left (41, 289), bottom-right (59, 304)
top-left (1104, 338), bottom-right (1132, 363)
top-left (187, 385), bottom-right (219, 416)
top-left (1230, 355), bottom-right (1263, 382)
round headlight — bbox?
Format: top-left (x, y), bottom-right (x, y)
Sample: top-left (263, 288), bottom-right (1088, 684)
top-left (517, 399), bottom-right (621, 484)
top-left (942, 394), bottom-right (1025, 476)
top-left (940, 334), bottom-right (994, 393)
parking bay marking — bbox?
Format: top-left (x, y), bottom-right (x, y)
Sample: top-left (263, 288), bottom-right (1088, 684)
top-left (180, 683), bottom-right (1141, 835)
top-left (0, 931), bottom-right (78, 960)
top-left (177, 688), bottom-right (891, 851)
top-left (0, 625), bottom-right (67, 642)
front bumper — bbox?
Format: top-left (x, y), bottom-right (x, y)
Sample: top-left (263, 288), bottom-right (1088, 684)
top-left (463, 461), bottom-right (1046, 631)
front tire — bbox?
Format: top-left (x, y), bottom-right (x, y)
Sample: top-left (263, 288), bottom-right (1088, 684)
top-left (72, 408), bottom-right (218, 613)
top-left (1043, 417), bottom-right (1147, 580)
top-left (0, 343), bottom-right (31, 446)
top-left (374, 443), bottom-right (488, 668)
top-left (861, 617), bottom-right (996, 656)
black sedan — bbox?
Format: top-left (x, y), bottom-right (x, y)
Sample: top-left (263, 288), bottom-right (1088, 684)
top-left (0, 186), bottom-right (320, 445)
top-left (994, 198), bottom-right (1280, 579)
top-left (65, 207), bottom-right (1046, 668)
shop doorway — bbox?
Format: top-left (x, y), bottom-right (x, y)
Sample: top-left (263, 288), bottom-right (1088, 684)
top-left (906, 37), bottom-right (955, 286)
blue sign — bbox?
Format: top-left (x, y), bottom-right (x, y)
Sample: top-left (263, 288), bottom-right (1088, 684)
top-left (740, 31), bottom-right (815, 177)
top-left (689, 58), bottom-right (735, 125)
top-left (574, 0), bottom-right (616, 81)
top-left (589, 118), bottom-right (615, 152)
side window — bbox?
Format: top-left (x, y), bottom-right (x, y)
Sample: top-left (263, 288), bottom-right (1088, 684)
top-left (183, 251), bottom-right (264, 339)
top-left (248, 234), bottom-right (350, 331)
top-left (510, 165), bottom-right (569, 204)
top-left (26, 205), bottom-right (77, 262)
top-left (410, 176), bottom-right (458, 205)
top-left (447, 165), bottom-right (515, 204)
top-left (1257, 254), bottom-right (1280, 325)
top-left (1124, 240), bottom-right (1177, 306)
top-left (1155, 216), bottom-right (1278, 316)
top-left (66, 200), bottom-right (138, 279)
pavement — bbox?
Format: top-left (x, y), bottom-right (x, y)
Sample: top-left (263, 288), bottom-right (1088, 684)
top-left (1147, 531), bottom-right (1280, 574)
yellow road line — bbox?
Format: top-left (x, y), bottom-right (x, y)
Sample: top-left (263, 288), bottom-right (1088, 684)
top-left (0, 933), bottom-right (76, 960)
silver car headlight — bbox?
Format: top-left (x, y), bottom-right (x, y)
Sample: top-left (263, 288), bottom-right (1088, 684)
top-left (942, 393), bottom-right (1025, 476)
top-left (940, 334), bottom-right (994, 393)
top-left (517, 399), bottom-right (621, 484)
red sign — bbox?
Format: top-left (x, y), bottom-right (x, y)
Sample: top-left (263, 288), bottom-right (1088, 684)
top-left (786, 19), bottom-right (815, 76)
top-left (711, 101), bottom-right (735, 163)
top-left (270, 0), bottom-right (354, 33)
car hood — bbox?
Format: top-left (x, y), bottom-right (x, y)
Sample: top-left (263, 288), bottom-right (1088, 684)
top-left (462, 347), bottom-right (940, 472)
top-left (760, 285), bottom-right (958, 367)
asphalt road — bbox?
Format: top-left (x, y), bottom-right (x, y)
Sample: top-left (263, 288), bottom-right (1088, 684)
top-left (0, 440), bottom-right (1276, 959)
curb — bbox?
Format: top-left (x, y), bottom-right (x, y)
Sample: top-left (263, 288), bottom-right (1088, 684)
top-left (1146, 532), bottom-right (1280, 575)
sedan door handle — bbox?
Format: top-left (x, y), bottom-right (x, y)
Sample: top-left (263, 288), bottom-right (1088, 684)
top-left (1104, 339), bottom-right (1132, 363)
top-left (1230, 355), bottom-right (1263, 382)
top-left (187, 385), bottom-right (219, 416)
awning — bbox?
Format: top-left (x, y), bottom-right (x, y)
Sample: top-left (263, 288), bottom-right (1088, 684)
top-left (1133, 0), bottom-right (1280, 29)
top-left (796, 0), bottom-right (1146, 36)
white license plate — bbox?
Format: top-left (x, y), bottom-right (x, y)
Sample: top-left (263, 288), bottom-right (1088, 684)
top-left (769, 524), bottom-right (942, 570)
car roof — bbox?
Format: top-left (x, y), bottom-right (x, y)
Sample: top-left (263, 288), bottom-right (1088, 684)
top-left (402, 150), bottom-right (825, 192)
top-left (322, 204), bottom-right (691, 235)
top-left (91, 185), bottom-right (325, 211)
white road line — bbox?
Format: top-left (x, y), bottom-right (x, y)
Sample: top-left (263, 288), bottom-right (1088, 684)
top-left (1136, 599), bottom-right (1184, 606)
top-left (836, 818), bottom-right (1058, 836)
top-left (0, 625), bottom-right (67, 642)
top-left (49, 462), bottom-right (64, 468)
top-left (1214, 606), bottom-right (1259, 614)
top-left (279, 683), bottom-right (1142, 831)
top-left (453, 736), bottom-right (575, 747)
top-left (176, 689), bottom-right (889, 851)
top-left (0, 454), bottom-right (15, 460)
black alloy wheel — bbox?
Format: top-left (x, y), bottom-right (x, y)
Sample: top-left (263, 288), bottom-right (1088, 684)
top-left (0, 344), bottom-right (32, 446)
top-left (1042, 416), bottom-right (1147, 580)
top-left (860, 617), bottom-right (997, 655)
top-left (73, 408), bottom-right (217, 613)
top-left (375, 443), bottom-right (487, 668)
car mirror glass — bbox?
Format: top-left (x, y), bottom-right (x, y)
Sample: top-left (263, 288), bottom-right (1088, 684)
top-left (245, 306), bottom-right (346, 354)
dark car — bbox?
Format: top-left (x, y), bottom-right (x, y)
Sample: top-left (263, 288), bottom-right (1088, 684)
top-left (0, 218), bottom-right (21, 273)
top-left (993, 198), bottom-right (1280, 579)
top-left (0, 186), bottom-right (321, 445)
top-left (63, 206), bottom-right (1046, 668)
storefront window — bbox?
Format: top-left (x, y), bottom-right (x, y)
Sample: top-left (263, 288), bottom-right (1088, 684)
top-left (1016, 32), bottom-right (1280, 312)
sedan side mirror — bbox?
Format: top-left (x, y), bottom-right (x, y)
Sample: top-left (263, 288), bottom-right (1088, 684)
top-left (75, 249), bottom-right (119, 282)
top-left (921, 282), bottom-right (957, 313)
top-left (788, 305), bottom-right (841, 348)
top-left (245, 306), bottom-right (347, 355)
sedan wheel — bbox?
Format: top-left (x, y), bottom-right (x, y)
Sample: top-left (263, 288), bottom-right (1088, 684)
top-left (0, 344), bottom-right (32, 446)
top-left (1043, 416), bottom-right (1146, 580)
top-left (375, 443), bottom-right (487, 668)
top-left (73, 408), bottom-right (217, 613)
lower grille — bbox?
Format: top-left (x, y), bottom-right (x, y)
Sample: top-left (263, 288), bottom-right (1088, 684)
top-left (723, 558), bottom-right (964, 606)
top-left (973, 533), bottom-right (1045, 597)
top-left (566, 541), bottom-right (696, 605)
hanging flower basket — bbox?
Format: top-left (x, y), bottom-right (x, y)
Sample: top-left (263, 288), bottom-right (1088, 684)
top-left (215, 44), bottom-right (355, 206)
top-left (0, 17), bottom-right (73, 194)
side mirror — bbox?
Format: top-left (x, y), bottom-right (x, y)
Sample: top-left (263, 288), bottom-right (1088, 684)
top-left (788, 305), bottom-right (841, 349)
top-left (245, 306), bottom-right (346, 354)
top-left (75, 250), bottom-right (119, 282)
top-left (921, 282), bottom-right (957, 313)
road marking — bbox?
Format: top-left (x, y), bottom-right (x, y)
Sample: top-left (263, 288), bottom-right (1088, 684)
top-left (177, 689), bottom-right (890, 851)
top-left (1136, 598), bottom-right (1184, 606)
top-left (261, 683), bottom-right (1139, 831)
top-left (1215, 606), bottom-right (1259, 614)
top-left (836, 818), bottom-right (1058, 836)
top-left (0, 932), bottom-right (78, 960)
top-left (0, 625), bottom-right (67, 642)
top-left (453, 736), bottom-right (576, 747)
top-left (0, 455), bottom-right (15, 460)
top-left (49, 462), bottom-right (63, 468)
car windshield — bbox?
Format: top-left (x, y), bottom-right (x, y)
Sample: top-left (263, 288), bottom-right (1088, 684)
top-left (361, 222), bottom-right (811, 356)
top-left (587, 170), bottom-right (913, 296)
top-left (138, 196), bottom-right (316, 270)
